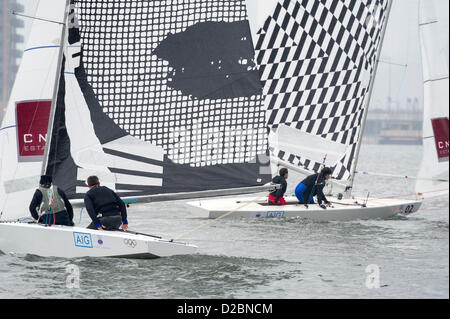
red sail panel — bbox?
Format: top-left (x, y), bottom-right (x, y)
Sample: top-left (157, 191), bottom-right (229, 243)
top-left (431, 117), bottom-right (449, 162)
top-left (15, 100), bottom-right (52, 162)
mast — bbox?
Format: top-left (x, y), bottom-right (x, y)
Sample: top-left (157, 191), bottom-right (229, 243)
top-left (40, 0), bottom-right (70, 176)
top-left (345, 0), bottom-right (394, 197)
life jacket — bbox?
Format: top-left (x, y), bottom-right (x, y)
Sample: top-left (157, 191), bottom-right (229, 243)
top-left (38, 185), bottom-right (66, 216)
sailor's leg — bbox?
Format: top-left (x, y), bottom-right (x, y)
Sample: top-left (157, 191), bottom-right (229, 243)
top-left (295, 190), bottom-right (304, 203)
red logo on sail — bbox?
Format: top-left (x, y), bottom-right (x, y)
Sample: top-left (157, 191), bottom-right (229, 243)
top-left (16, 100), bottom-right (52, 162)
top-left (431, 117), bottom-right (449, 162)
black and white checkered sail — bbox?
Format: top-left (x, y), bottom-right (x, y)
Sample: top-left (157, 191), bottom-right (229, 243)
top-left (251, 0), bottom-right (391, 180)
top-left (45, 0), bottom-right (391, 199)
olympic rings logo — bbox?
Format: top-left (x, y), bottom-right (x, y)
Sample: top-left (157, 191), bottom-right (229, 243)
top-left (123, 238), bottom-right (137, 248)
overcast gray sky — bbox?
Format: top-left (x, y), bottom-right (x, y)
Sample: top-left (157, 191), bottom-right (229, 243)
top-left (16, 0), bottom-right (450, 111)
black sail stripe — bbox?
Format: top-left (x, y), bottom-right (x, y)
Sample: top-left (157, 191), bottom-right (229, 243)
top-left (103, 148), bottom-right (163, 167)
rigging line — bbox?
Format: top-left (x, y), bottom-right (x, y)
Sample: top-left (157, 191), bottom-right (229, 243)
top-left (78, 208), bottom-right (83, 225)
top-left (386, 57), bottom-right (410, 109)
top-left (414, 192), bottom-right (450, 201)
top-left (24, 45), bottom-right (81, 53)
top-left (378, 59), bottom-right (408, 67)
top-left (24, 45), bottom-right (59, 53)
top-left (355, 171), bottom-right (449, 182)
top-left (419, 20), bottom-right (438, 27)
top-left (424, 76), bottom-right (449, 84)
top-left (354, 187), bottom-right (449, 202)
top-left (12, 11), bottom-right (64, 25)
top-left (171, 195), bottom-right (265, 241)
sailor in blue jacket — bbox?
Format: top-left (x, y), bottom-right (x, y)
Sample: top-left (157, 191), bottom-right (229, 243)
top-left (295, 167), bottom-right (332, 209)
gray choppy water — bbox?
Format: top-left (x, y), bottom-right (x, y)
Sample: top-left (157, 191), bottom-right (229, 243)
top-left (0, 144), bottom-right (448, 298)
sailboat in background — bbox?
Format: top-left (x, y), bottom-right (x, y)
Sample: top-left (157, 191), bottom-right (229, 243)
top-left (187, 0), bottom-right (448, 220)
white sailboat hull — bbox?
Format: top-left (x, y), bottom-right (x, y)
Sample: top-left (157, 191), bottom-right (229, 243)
top-left (186, 195), bottom-right (422, 221)
top-left (0, 222), bottom-right (197, 259)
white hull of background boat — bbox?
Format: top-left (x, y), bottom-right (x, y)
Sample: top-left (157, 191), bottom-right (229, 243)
top-left (186, 195), bottom-right (422, 221)
top-left (0, 222), bottom-right (197, 259)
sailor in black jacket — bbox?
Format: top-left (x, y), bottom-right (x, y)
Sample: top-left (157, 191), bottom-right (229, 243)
top-left (268, 168), bottom-right (288, 205)
top-left (84, 176), bottom-right (128, 231)
top-left (295, 167), bottom-right (332, 209)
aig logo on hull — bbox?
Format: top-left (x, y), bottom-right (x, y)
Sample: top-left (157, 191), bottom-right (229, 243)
top-left (73, 232), bottom-right (93, 248)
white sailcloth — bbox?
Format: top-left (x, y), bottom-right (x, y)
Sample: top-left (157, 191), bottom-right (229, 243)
top-left (0, 0), bottom-right (68, 221)
top-left (416, 0), bottom-right (449, 199)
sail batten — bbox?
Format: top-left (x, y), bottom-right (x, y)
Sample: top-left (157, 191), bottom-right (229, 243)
top-left (423, 76), bottom-right (449, 83)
